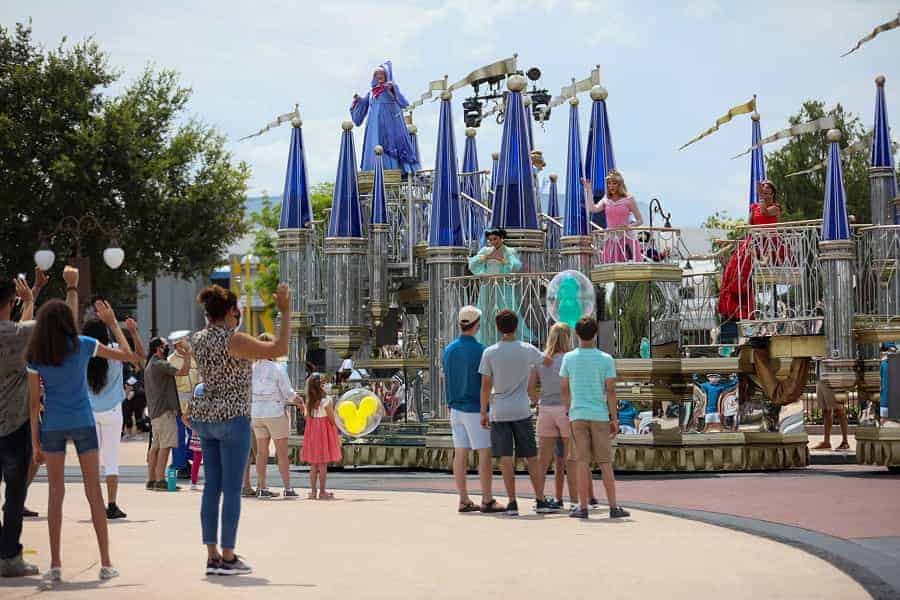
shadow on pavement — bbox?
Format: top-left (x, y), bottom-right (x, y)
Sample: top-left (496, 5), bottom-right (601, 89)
top-left (205, 576), bottom-right (315, 588)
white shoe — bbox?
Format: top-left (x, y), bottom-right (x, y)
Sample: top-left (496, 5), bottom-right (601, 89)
top-left (99, 566), bottom-right (119, 580)
top-left (190, 484), bottom-right (200, 491)
top-left (43, 567), bottom-right (62, 585)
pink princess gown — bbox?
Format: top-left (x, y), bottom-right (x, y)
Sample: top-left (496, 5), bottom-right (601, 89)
top-left (301, 396), bottom-right (343, 464)
top-left (600, 196), bottom-right (642, 263)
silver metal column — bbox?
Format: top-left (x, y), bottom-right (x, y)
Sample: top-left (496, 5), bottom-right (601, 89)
top-left (560, 235), bottom-right (593, 274)
top-left (323, 237), bottom-right (369, 358)
top-left (370, 221), bottom-right (389, 326)
top-left (819, 239), bottom-right (857, 397)
top-left (278, 227), bottom-right (312, 386)
top-left (504, 229), bottom-right (545, 272)
top-left (426, 246), bottom-right (468, 419)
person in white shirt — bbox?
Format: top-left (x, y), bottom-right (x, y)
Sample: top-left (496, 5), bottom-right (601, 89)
top-left (250, 333), bottom-right (298, 499)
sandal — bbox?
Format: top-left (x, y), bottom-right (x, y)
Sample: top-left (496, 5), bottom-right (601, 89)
top-left (480, 499), bottom-right (506, 513)
top-left (835, 442), bottom-right (850, 450)
top-left (319, 492), bottom-right (335, 500)
top-left (307, 492), bottom-right (318, 500)
top-left (458, 501), bottom-right (479, 513)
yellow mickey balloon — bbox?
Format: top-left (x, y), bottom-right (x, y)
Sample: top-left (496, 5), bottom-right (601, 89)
top-left (347, 414), bottom-right (366, 435)
top-left (359, 395), bottom-right (379, 418)
top-left (337, 401), bottom-right (357, 421)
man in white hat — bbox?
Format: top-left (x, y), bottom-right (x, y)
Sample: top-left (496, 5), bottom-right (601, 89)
top-left (168, 331), bottom-right (199, 478)
top-left (442, 306), bottom-right (501, 513)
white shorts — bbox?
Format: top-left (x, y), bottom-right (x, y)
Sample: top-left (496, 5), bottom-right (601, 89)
top-left (450, 409), bottom-right (491, 450)
top-left (705, 412), bottom-right (721, 424)
top-left (94, 404), bottom-right (124, 476)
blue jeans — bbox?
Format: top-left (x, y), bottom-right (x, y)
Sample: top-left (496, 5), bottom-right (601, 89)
top-left (191, 416), bottom-right (251, 550)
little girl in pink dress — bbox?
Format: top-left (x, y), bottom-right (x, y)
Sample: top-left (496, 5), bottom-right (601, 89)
top-left (301, 374), bottom-right (342, 499)
top-left (583, 171), bottom-right (644, 263)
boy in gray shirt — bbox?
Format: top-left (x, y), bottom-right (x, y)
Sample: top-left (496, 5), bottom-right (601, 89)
top-left (478, 310), bottom-right (549, 516)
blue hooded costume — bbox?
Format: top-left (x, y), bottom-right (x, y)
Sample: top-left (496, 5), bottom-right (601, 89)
top-left (350, 61), bottom-right (420, 174)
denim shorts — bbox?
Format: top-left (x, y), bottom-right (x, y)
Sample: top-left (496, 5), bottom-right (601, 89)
top-left (40, 426), bottom-right (99, 455)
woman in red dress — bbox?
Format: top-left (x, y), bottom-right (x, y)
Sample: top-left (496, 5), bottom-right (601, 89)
top-left (718, 180), bottom-right (782, 321)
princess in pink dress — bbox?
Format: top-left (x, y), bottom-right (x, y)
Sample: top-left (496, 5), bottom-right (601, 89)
top-left (583, 170), bottom-right (644, 263)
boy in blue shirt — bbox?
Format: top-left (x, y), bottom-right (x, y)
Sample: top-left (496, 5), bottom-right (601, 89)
top-left (560, 317), bottom-right (629, 520)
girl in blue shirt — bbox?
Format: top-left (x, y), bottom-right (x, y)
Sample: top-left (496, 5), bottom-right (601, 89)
top-left (27, 299), bottom-right (136, 583)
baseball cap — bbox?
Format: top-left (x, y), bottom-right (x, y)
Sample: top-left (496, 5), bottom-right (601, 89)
top-left (458, 305), bottom-right (482, 326)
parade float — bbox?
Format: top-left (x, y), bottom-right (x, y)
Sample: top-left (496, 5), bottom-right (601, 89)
top-left (245, 55), bottom-right (899, 472)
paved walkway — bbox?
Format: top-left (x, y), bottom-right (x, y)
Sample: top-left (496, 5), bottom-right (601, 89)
top-left (13, 436), bottom-right (898, 598)
top-left (11, 485), bottom-right (869, 600)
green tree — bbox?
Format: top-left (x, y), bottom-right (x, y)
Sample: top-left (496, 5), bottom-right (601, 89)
top-left (248, 197), bottom-right (280, 308)
top-left (311, 182), bottom-right (334, 222)
top-left (765, 100), bottom-right (870, 223)
top-left (701, 210), bottom-right (746, 243)
top-left (0, 23), bottom-right (250, 305)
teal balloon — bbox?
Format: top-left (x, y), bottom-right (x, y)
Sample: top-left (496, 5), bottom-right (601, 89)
top-left (557, 275), bottom-right (583, 328)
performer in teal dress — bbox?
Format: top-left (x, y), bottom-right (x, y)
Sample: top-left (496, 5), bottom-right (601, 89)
top-left (467, 228), bottom-right (534, 345)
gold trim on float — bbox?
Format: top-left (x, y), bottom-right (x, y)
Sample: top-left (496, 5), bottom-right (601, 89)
top-left (855, 425), bottom-right (900, 467)
top-left (765, 335), bottom-right (826, 358)
top-left (853, 324), bottom-right (900, 344)
top-left (591, 263), bottom-right (683, 283)
top-left (397, 283), bottom-right (429, 304)
top-left (357, 168), bottom-right (403, 194)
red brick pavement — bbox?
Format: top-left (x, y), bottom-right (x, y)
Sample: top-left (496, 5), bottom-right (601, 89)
top-left (337, 465), bottom-right (900, 540)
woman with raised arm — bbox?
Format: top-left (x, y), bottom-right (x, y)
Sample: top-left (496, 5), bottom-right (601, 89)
top-left (187, 283), bottom-right (291, 577)
top-left (718, 180), bottom-right (783, 321)
top-left (583, 170), bottom-right (644, 263)
top-left (27, 299), bottom-right (138, 584)
top-left (83, 304), bottom-right (142, 521)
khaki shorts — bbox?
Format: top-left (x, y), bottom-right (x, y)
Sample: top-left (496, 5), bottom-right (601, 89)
top-left (252, 415), bottom-right (290, 440)
top-left (150, 411), bottom-right (178, 449)
top-left (570, 420), bottom-right (612, 465)
top-left (816, 381), bottom-right (839, 411)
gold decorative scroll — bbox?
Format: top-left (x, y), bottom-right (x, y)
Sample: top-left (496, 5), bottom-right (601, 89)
top-left (239, 105), bottom-right (300, 141)
top-left (541, 65), bottom-right (602, 118)
top-left (448, 56), bottom-right (518, 92)
top-left (407, 77), bottom-right (448, 110)
top-left (786, 131), bottom-right (874, 177)
top-left (842, 12), bottom-right (900, 57)
top-left (678, 97), bottom-right (756, 151)
top-left (731, 116), bottom-right (836, 159)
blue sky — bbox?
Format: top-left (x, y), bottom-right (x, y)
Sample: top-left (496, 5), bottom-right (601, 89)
top-left (3, 0), bottom-right (898, 226)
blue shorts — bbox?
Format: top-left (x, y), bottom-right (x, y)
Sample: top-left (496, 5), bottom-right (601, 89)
top-left (40, 426), bottom-right (99, 455)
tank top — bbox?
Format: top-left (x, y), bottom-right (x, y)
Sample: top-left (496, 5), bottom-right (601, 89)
top-left (190, 326), bottom-right (252, 422)
top-left (535, 353), bottom-right (564, 406)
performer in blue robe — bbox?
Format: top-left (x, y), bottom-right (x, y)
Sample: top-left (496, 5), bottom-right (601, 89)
top-left (350, 61), bottom-right (420, 174)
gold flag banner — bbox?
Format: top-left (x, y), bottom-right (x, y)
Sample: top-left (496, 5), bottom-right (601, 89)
top-left (731, 116), bottom-right (836, 159)
top-left (678, 97), bottom-right (756, 151)
top-left (239, 105), bottom-right (300, 141)
top-left (842, 12), bottom-right (900, 57)
top-left (540, 66), bottom-right (602, 119)
top-left (408, 78), bottom-right (448, 110)
top-left (786, 131), bottom-right (875, 177)
top-left (448, 57), bottom-right (519, 92)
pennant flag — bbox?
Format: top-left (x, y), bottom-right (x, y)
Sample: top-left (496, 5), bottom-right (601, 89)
top-left (842, 12), bottom-right (900, 57)
top-left (731, 116), bottom-right (836, 159)
top-left (678, 97), bottom-right (756, 151)
top-left (239, 105), bottom-right (300, 141)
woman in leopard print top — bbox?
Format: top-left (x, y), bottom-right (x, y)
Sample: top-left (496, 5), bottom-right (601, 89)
top-left (185, 283), bottom-right (291, 576)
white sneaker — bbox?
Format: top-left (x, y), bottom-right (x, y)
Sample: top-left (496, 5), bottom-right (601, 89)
top-left (99, 566), bottom-right (119, 580)
top-left (190, 484), bottom-right (200, 491)
top-left (43, 567), bottom-right (62, 585)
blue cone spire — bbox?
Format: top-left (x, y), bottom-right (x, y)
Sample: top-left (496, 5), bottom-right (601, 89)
top-left (371, 146), bottom-right (388, 225)
top-left (748, 113), bottom-right (767, 209)
top-left (327, 122), bottom-right (363, 238)
top-left (584, 86), bottom-right (615, 229)
top-left (408, 124), bottom-right (422, 169)
top-left (546, 174), bottom-right (560, 250)
top-left (279, 117), bottom-right (312, 229)
top-left (461, 129), bottom-right (483, 246)
top-left (490, 76), bottom-right (539, 230)
top-left (563, 99), bottom-right (590, 236)
top-left (428, 93), bottom-right (464, 247)
top-left (871, 76), bottom-right (896, 170)
top-left (822, 130), bottom-right (851, 242)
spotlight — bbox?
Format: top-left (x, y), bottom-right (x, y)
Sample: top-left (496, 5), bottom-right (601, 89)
top-left (463, 96), bottom-right (483, 128)
top-left (530, 89), bottom-right (551, 122)
top-left (526, 67), bottom-right (542, 82)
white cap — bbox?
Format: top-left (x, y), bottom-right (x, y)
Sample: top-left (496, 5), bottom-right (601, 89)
top-left (458, 305), bottom-right (482, 326)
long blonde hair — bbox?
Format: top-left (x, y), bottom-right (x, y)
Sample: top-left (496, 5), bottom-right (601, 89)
top-left (544, 322), bottom-right (573, 356)
top-left (605, 169), bottom-right (628, 198)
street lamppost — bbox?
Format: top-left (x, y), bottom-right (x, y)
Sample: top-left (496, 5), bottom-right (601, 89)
top-left (34, 212), bottom-right (125, 304)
